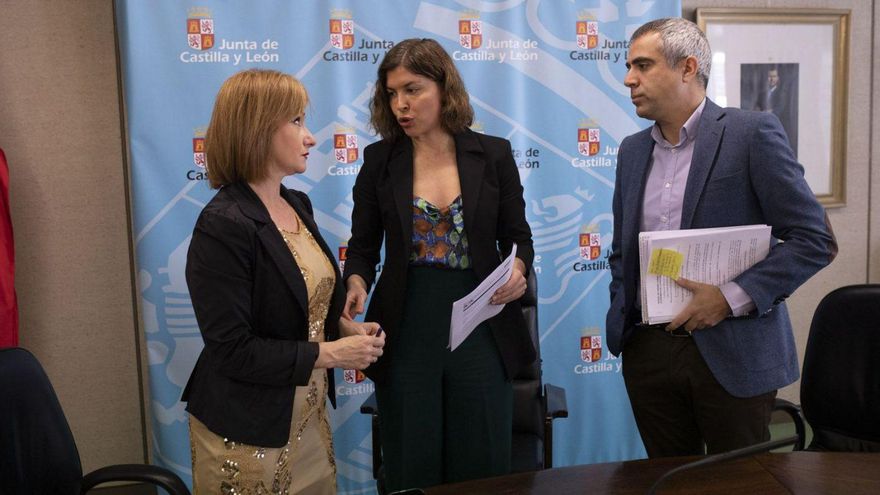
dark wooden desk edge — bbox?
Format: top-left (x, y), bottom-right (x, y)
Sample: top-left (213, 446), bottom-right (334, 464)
top-left (754, 452), bottom-right (880, 495)
top-left (425, 455), bottom-right (776, 494)
top-left (424, 452), bottom-right (880, 495)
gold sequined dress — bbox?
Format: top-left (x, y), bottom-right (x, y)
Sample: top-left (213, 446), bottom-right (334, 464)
top-left (189, 216), bottom-right (337, 495)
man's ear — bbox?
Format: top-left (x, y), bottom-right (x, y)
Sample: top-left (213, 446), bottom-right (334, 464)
top-left (681, 56), bottom-right (699, 83)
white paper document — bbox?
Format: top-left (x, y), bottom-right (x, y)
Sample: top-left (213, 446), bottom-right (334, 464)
top-left (449, 245), bottom-right (517, 351)
top-left (639, 225), bottom-right (771, 324)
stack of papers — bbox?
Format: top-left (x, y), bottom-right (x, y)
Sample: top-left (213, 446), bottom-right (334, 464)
top-left (639, 225), bottom-right (771, 324)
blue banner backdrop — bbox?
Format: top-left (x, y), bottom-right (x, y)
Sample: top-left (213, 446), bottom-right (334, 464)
top-left (115, 1), bottom-right (680, 492)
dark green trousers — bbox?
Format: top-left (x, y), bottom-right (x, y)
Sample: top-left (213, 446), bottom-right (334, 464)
top-left (376, 266), bottom-right (512, 492)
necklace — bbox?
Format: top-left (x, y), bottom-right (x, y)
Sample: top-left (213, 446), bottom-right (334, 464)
top-left (272, 200), bottom-right (301, 234)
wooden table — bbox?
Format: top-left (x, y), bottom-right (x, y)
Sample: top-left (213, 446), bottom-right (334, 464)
top-left (424, 452), bottom-right (880, 494)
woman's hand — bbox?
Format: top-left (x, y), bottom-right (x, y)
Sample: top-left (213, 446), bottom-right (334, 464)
top-left (338, 317), bottom-right (382, 337)
top-left (490, 257), bottom-right (528, 305)
top-left (342, 275), bottom-right (368, 320)
top-left (316, 332), bottom-right (385, 370)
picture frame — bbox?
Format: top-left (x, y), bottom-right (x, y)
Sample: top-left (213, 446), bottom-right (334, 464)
top-left (696, 8), bottom-right (850, 207)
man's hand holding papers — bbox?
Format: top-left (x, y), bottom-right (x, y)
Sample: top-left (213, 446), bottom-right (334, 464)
top-left (667, 278), bottom-right (732, 333)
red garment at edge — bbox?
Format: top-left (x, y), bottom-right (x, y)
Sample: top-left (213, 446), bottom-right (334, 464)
top-left (0, 148), bottom-right (18, 348)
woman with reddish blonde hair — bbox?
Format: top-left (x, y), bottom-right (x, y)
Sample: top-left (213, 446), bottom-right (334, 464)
top-left (184, 69), bottom-right (385, 494)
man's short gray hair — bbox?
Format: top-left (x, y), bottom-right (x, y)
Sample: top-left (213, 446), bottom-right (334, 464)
top-left (631, 18), bottom-right (712, 89)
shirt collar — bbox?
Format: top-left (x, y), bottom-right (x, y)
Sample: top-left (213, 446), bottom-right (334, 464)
top-left (650, 97), bottom-right (707, 148)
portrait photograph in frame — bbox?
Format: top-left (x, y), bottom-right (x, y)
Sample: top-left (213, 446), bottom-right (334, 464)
top-left (696, 9), bottom-right (850, 206)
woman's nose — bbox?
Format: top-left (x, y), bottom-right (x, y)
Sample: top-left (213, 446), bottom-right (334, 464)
top-left (395, 94), bottom-right (408, 111)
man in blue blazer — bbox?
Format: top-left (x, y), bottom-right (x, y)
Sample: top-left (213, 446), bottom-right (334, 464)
top-left (607, 18), bottom-right (836, 457)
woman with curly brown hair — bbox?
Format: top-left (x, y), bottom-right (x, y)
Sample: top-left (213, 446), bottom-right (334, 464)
top-left (342, 39), bottom-right (535, 491)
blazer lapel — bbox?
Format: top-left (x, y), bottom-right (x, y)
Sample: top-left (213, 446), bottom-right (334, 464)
top-left (387, 131), bottom-right (484, 253)
top-left (681, 99), bottom-right (725, 229)
top-left (256, 227), bottom-right (309, 315)
top-left (628, 130), bottom-right (655, 229)
top-left (388, 139), bottom-right (414, 255)
top-left (229, 182), bottom-right (309, 315)
top-left (626, 132), bottom-right (654, 217)
top-left (455, 130), bottom-right (485, 234)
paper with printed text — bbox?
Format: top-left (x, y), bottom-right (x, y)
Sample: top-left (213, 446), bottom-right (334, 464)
top-left (639, 225), bottom-right (771, 324)
top-left (449, 245), bottom-right (517, 351)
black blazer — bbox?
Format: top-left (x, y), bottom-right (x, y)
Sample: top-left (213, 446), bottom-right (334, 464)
top-left (182, 181), bottom-right (345, 447)
top-left (343, 129), bottom-right (536, 383)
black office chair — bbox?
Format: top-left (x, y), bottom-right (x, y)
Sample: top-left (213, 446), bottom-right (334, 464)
top-left (775, 284), bottom-right (880, 452)
top-left (0, 347), bottom-right (190, 495)
top-left (360, 268), bottom-right (568, 492)
top-left (510, 268), bottom-right (568, 472)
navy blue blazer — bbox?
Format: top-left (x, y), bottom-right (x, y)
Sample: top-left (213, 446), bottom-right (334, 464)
top-left (343, 129), bottom-right (536, 383)
top-left (607, 99), bottom-right (836, 398)
top-left (183, 182), bottom-right (344, 447)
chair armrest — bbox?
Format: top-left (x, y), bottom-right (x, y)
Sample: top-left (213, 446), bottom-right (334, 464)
top-left (541, 383), bottom-right (569, 469)
top-left (773, 398), bottom-right (806, 451)
top-left (360, 392), bottom-right (378, 415)
top-left (81, 464), bottom-right (190, 495)
top-left (544, 383), bottom-right (568, 419)
top-left (359, 392), bottom-right (383, 479)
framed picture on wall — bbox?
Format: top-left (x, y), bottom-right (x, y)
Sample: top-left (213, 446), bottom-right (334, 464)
top-left (696, 8), bottom-right (850, 207)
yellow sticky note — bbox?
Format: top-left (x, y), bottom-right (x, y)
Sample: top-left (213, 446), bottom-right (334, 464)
top-left (648, 248), bottom-right (683, 279)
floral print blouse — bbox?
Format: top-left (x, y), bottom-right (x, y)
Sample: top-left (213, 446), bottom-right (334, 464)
top-left (410, 195), bottom-right (470, 269)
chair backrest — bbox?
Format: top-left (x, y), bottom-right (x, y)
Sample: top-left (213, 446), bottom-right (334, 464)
top-left (0, 347), bottom-right (83, 494)
top-left (801, 284), bottom-right (880, 451)
top-left (510, 268), bottom-right (543, 471)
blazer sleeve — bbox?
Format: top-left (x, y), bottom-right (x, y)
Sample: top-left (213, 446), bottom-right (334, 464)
top-left (734, 113), bottom-right (837, 314)
top-left (495, 139), bottom-right (534, 273)
top-left (608, 136), bottom-right (628, 305)
top-left (343, 146), bottom-right (384, 289)
top-left (186, 210), bottom-right (319, 386)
